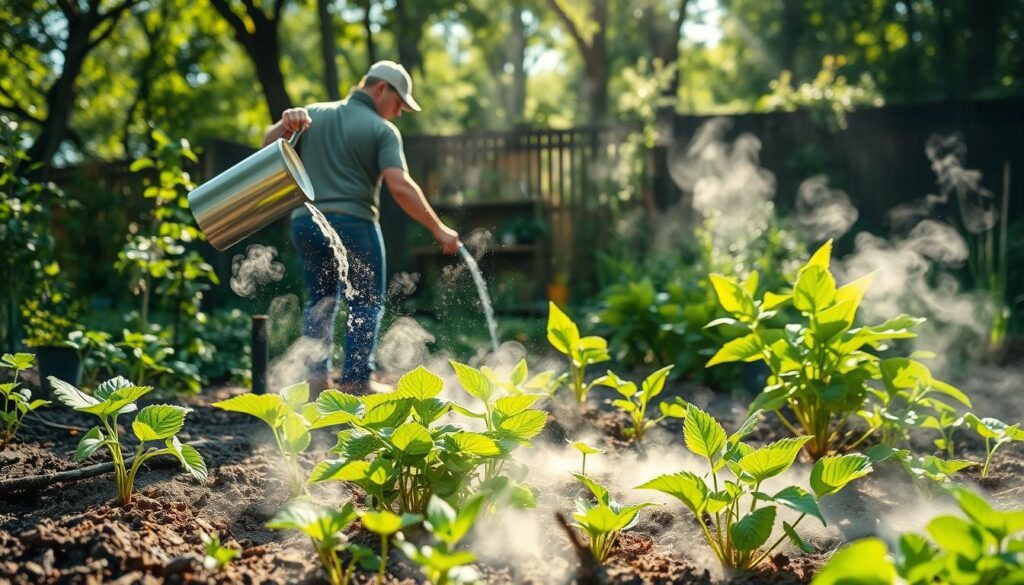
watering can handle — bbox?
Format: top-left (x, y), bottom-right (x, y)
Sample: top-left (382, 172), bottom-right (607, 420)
top-left (287, 128), bottom-right (305, 146)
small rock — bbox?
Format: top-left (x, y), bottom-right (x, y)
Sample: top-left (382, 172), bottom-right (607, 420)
top-left (22, 561), bottom-right (45, 578)
top-left (17, 529), bottom-right (41, 546)
top-left (163, 554), bottom-right (198, 576)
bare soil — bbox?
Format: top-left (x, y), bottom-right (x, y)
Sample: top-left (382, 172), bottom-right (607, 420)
top-left (1, 362), bottom-right (1021, 585)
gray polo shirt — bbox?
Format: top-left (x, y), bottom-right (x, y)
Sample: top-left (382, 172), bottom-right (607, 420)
top-left (290, 91), bottom-right (408, 222)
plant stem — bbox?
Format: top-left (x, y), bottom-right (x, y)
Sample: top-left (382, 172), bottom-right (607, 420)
top-left (750, 512), bottom-right (807, 568)
top-left (377, 535), bottom-right (388, 585)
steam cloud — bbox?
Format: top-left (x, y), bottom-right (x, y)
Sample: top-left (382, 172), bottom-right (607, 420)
top-left (794, 175), bottom-right (859, 241)
top-left (230, 244), bottom-right (286, 297)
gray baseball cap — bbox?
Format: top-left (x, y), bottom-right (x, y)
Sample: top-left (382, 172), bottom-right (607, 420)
top-left (366, 60), bottom-right (421, 112)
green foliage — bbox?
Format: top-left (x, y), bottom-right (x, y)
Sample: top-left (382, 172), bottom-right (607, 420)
top-left (267, 499), bottom-right (374, 585)
top-left (66, 330), bottom-right (127, 390)
top-left (963, 414), bottom-right (1024, 478)
top-left (200, 532), bottom-right (240, 572)
top-left (812, 487), bottom-right (1024, 585)
top-left (50, 375), bottom-right (206, 504)
top-left (594, 366), bottom-right (679, 443)
top-left (0, 352), bottom-right (49, 447)
top-left (569, 440), bottom-right (605, 476)
top-left (547, 302), bottom-right (609, 404)
top-left (866, 444), bottom-right (975, 487)
top-left (758, 55), bottom-right (884, 132)
top-left (707, 240), bottom-right (966, 459)
top-left (572, 473), bottom-right (655, 563)
top-left (360, 509), bottom-right (422, 585)
top-left (396, 493), bottom-right (485, 585)
top-left (306, 365), bottom-right (546, 514)
top-left (637, 403), bottom-right (871, 570)
top-left (212, 382), bottom-right (314, 496)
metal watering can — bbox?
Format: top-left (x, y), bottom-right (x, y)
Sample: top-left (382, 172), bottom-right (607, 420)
top-left (188, 131), bottom-right (315, 251)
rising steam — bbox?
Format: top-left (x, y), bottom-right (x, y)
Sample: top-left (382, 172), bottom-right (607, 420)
top-left (230, 244), bottom-right (286, 297)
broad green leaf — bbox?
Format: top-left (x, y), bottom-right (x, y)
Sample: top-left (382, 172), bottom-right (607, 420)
top-left (729, 410), bottom-right (763, 444)
top-left (573, 473), bottom-right (611, 506)
top-left (391, 422), bottom-right (433, 455)
top-left (949, 487), bottom-right (1024, 540)
top-left (497, 410), bottom-right (547, 442)
top-left (706, 333), bottom-right (763, 367)
top-left (738, 436), bottom-right (813, 482)
top-left (813, 300), bottom-right (855, 341)
top-left (49, 377), bottom-right (99, 409)
top-left (926, 515), bottom-right (983, 558)
top-left (94, 376), bottom-right (134, 400)
top-left (361, 510), bottom-right (422, 535)
top-left (316, 390), bottom-right (363, 415)
top-left (761, 292), bottom-right (792, 311)
top-left (575, 506), bottom-right (631, 534)
top-left (360, 399), bottom-right (412, 430)
top-left (166, 436), bottom-right (208, 484)
top-left (331, 430), bottom-right (382, 460)
top-left (281, 412), bottom-right (311, 454)
top-left (812, 538), bottom-right (896, 585)
top-left (509, 359), bottom-right (529, 386)
top-left (808, 240), bottom-right (833, 268)
top-left (1, 353), bottom-right (34, 370)
top-left (770, 486), bottom-right (824, 524)
top-left (212, 393), bottom-right (287, 427)
top-left (75, 426), bottom-right (106, 461)
top-left (811, 454), bottom-right (872, 497)
top-left (428, 492), bottom-right (485, 546)
top-left (730, 506), bottom-right (777, 551)
top-left (834, 272), bottom-right (875, 315)
top-left (897, 533), bottom-right (939, 582)
top-left (635, 472), bottom-right (708, 515)
top-left (412, 398), bottom-right (450, 424)
top-left (77, 386), bottom-right (151, 417)
top-left (133, 404), bottom-right (189, 441)
top-left (449, 361), bottom-right (494, 404)
top-left (793, 265), bottom-right (836, 313)
top-left (451, 432), bottom-right (501, 456)
top-left (267, 500), bottom-right (356, 544)
top-left (396, 366), bottom-right (444, 400)
top-left (684, 404), bottom-right (727, 465)
top-left (280, 382), bottom-right (309, 409)
top-left (640, 366), bottom-right (673, 400)
top-left (571, 441), bottom-right (605, 455)
top-left (307, 459), bottom-right (370, 484)
top-left (709, 273), bottom-right (757, 320)
top-left (964, 413), bottom-right (1006, 439)
top-left (494, 394), bottom-right (541, 417)
top-left (783, 521), bottom-right (815, 553)
top-left (547, 302), bottom-right (580, 355)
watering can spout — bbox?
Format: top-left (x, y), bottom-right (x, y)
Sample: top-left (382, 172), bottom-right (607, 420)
top-left (188, 130), bottom-right (315, 251)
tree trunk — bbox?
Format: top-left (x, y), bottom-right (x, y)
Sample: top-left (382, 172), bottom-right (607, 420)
top-left (318, 0), bottom-right (341, 100)
top-left (509, 2), bottom-right (527, 124)
top-left (390, 1), bottom-right (425, 74)
top-left (546, 0), bottom-right (609, 124)
top-left (362, 0), bottom-right (377, 66)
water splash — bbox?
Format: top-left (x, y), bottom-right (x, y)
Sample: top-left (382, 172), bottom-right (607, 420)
top-left (457, 245), bottom-right (500, 354)
top-left (305, 203), bottom-right (357, 301)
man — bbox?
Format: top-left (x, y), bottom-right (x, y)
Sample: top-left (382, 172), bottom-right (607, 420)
top-left (262, 60), bottom-right (460, 393)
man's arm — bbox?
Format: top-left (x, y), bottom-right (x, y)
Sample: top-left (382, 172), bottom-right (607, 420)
top-left (382, 167), bottom-right (461, 254)
top-left (262, 108), bottom-right (312, 147)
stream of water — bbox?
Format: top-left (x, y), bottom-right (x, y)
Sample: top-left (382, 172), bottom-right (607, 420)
top-left (458, 245), bottom-right (501, 354)
top-left (306, 203), bottom-right (357, 302)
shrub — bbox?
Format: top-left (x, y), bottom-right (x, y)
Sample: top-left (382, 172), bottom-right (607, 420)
top-left (0, 353), bottom-right (49, 447)
top-left (50, 375), bottom-right (206, 504)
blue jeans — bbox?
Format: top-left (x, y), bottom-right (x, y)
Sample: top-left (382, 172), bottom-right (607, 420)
top-left (292, 214), bottom-right (386, 384)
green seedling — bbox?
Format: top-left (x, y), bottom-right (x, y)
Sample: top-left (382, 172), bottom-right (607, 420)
top-left (50, 376), bottom-right (206, 504)
top-left (921, 407), bottom-right (965, 458)
top-left (396, 493), bottom-right (486, 585)
top-left (308, 366), bottom-right (544, 513)
top-left (1, 353), bottom-right (49, 448)
top-left (200, 531), bottom-right (240, 572)
top-left (212, 382), bottom-right (315, 496)
top-left (866, 444), bottom-right (975, 486)
top-left (360, 509), bottom-right (422, 585)
top-left (569, 440), bottom-right (605, 475)
top-left (963, 413), bottom-right (1024, 477)
top-left (571, 473), bottom-right (655, 563)
top-left (267, 499), bottom-right (375, 585)
top-left (706, 240), bottom-right (966, 459)
top-left (812, 487), bottom-right (1024, 585)
top-left (594, 365), bottom-right (678, 443)
top-left (637, 403), bottom-right (871, 570)
top-left (547, 302), bottom-right (610, 404)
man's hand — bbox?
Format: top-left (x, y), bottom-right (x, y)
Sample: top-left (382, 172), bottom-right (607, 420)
top-left (433, 224), bottom-right (461, 255)
top-left (281, 108), bottom-right (312, 135)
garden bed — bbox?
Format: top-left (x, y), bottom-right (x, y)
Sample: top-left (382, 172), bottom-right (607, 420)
top-left (1, 363), bottom-right (1022, 585)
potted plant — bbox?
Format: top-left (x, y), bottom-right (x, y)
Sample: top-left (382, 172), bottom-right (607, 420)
top-left (22, 298), bottom-right (83, 395)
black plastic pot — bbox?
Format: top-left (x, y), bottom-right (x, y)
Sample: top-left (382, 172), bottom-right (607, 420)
top-left (36, 346), bottom-right (82, 396)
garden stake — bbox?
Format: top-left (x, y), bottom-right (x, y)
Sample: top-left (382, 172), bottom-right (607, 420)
top-left (251, 314), bottom-right (269, 394)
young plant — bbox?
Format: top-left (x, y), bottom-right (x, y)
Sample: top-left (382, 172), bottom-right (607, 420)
top-left (267, 499), bottom-right (374, 585)
top-left (396, 493), bottom-right (486, 585)
top-left (594, 365), bottom-right (676, 443)
top-left (49, 376), bottom-right (207, 504)
top-left (569, 440), bottom-right (605, 475)
top-left (308, 366), bottom-right (546, 513)
top-left (571, 473), bottom-right (655, 563)
top-left (359, 509), bottom-right (422, 585)
top-left (921, 406), bottom-right (965, 458)
top-left (812, 486), bottom-right (1024, 585)
top-left (547, 302), bottom-right (610, 404)
top-left (212, 382), bottom-right (314, 496)
top-left (867, 444), bottom-right (975, 486)
top-left (705, 240), bottom-right (965, 458)
top-left (637, 404), bottom-right (872, 570)
top-left (0, 353), bottom-right (49, 448)
top-left (200, 532), bottom-right (240, 572)
top-left (963, 413), bottom-right (1024, 477)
